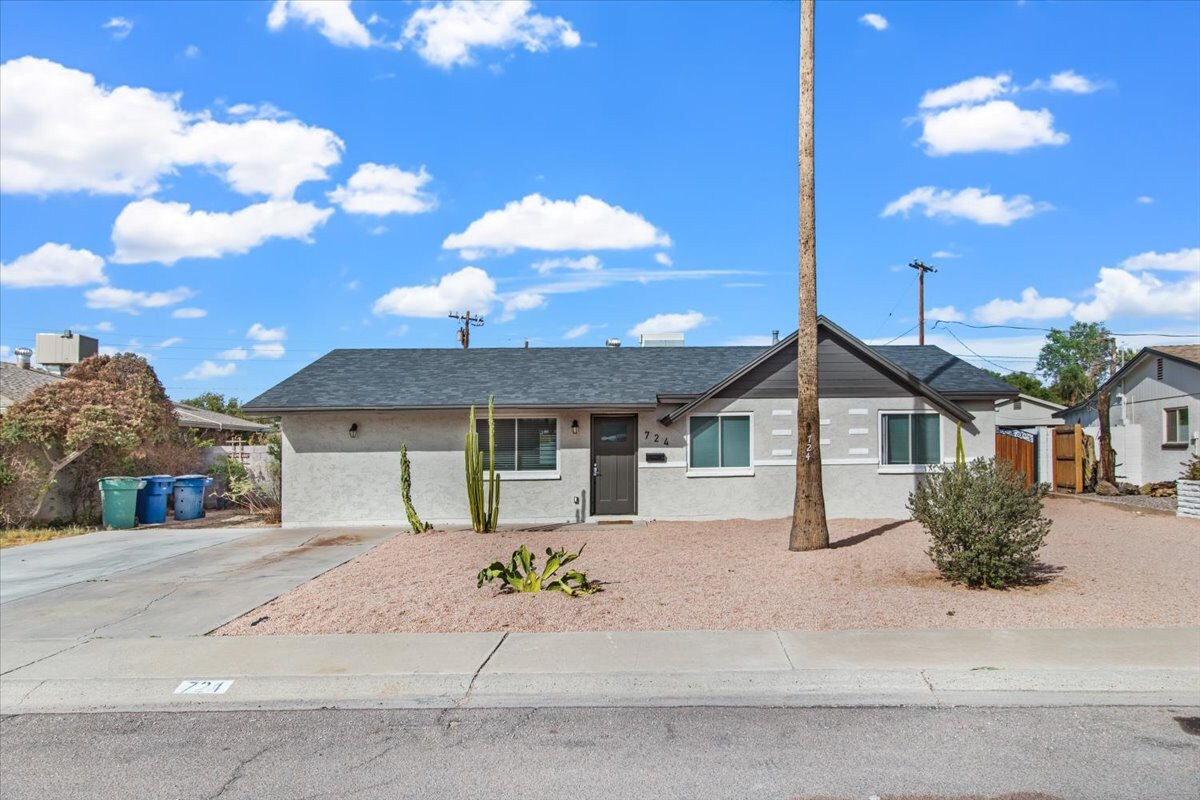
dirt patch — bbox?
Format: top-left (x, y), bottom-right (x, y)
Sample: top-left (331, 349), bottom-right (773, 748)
top-left (306, 534), bottom-right (363, 547)
top-left (216, 499), bottom-right (1200, 636)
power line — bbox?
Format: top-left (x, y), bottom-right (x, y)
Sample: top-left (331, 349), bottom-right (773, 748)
top-left (931, 320), bottom-right (1200, 339)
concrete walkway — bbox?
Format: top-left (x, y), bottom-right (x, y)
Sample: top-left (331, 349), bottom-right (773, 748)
top-left (3, 627), bottom-right (1196, 714)
top-left (0, 525), bottom-right (398, 640)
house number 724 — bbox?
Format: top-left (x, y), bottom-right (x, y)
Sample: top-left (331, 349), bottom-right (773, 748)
top-left (643, 431), bottom-right (669, 446)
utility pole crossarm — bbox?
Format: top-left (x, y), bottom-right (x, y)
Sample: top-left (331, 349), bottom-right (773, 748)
top-left (908, 260), bottom-right (938, 346)
top-left (449, 310), bottom-right (485, 349)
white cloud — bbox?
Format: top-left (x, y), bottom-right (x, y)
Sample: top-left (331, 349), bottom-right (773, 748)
top-left (931, 250), bottom-right (960, 259)
top-left (103, 17), bottom-right (133, 40)
top-left (444, 194), bottom-right (670, 256)
top-left (369, 225), bottom-right (388, 235)
top-left (499, 291), bottom-right (546, 321)
top-left (251, 342), bottom-right (286, 359)
top-left (654, 252), bottom-right (673, 267)
top-left (267, 0), bottom-right (372, 48)
top-left (184, 44), bottom-right (201, 59)
top-left (858, 13), bottom-right (889, 31)
top-left (247, 323), bottom-right (287, 341)
top-left (403, 0), bottom-right (581, 68)
top-left (0, 57), bottom-right (343, 198)
top-left (94, 321), bottom-right (115, 332)
top-left (172, 307), bottom-right (206, 319)
top-left (919, 74), bottom-right (1011, 110)
top-left (183, 360), bottom-right (238, 380)
top-left (919, 100), bottom-right (1068, 155)
top-left (374, 266), bottom-right (497, 318)
top-left (1136, 196), bottom-right (1154, 205)
top-left (1119, 248), bottom-right (1199, 273)
top-left (928, 305), bottom-right (966, 322)
top-left (1031, 70), bottom-right (1106, 94)
top-left (0, 243), bottom-right (106, 288)
top-left (84, 285), bottom-right (194, 315)
top-left (629, 311), bottom-right (710, 337)
top-left (532, 254), bottom-right (602, 274)
top-left (156, 337), bottom-right (182, 348)
top-left (344, 279), bottom-right (360, 291)
top-left (882, 186), bottom-right (1052, 226)
top-left (974, 288), bottom-right (1075, 324)
top-left (563, 323), bottom-right (592, 340)
top-left (217, 347), bottom-right (249, 360)
top-left (112, 199), bottom-right (333, 264)
top-left (1074, 268), bottom-right (1200, 323)
top-left (328, 163), bottom-right (436, 215)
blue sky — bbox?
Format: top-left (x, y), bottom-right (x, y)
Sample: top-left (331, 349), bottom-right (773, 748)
top-left (1, 0), bottom-right (1197, 402)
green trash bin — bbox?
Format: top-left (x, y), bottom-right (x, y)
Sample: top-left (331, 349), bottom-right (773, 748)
top-left (99, 477), bottom-right (146, 530)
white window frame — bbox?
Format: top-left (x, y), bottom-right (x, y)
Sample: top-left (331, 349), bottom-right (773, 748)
top-left (1164, 406), bottom-right (1190, 446)
top-left (686, 412), bottom-right (754, 477)
top-left (877, 411), bottom-right (943, 474)
top-left (478, 415), bottom-right (561, 481)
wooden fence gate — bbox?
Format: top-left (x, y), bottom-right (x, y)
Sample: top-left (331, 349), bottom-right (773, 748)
top-left (1051, 424), bottom-right (1085, 494)
top-left (996, 428), bottom-right (1037, 489)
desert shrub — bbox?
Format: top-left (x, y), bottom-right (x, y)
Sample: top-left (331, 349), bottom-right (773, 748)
top-left (215, 454), bottom-right (282, 524)
top-left (908, 458), bottom-right (1051, 589)
top-left (1182, 454), bottom-right (1200, 482)
top-left (478, 544), bottom-right (599, 596)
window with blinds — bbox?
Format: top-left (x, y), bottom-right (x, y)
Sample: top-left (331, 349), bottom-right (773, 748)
top-left (476, 417), bottom-right (558, 472)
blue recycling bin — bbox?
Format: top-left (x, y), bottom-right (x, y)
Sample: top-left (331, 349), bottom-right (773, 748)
top-left (135, 475), bottom-right (175, 525)
top-left (172, 474), bottom-right (213, 521)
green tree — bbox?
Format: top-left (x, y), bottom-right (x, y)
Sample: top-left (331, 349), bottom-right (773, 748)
top-left (1035, 322), bottom-right (1113, 397)
top-left (1051, 365), bottom-right (1094, 406)
top-left (1, 354), bottom-right (179, 521)
top-left (986, 370), bottom-right (1061, 404)
top-left (180, 391), bottom-right (244, 418)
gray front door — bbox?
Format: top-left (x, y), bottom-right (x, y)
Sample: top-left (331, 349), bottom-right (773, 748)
top-left (591, 415), bottom-right (637, 515)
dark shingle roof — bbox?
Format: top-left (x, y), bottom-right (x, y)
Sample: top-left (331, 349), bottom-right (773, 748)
top-left (874, 345), bottom-right (1018, 397)
top-left (244, 346), bottom-right (767, 411)
top-left (0, 362), bottom-right (63, 410)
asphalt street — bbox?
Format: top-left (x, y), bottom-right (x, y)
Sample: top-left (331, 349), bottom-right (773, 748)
top-left (2, 706), bottom-right (1197, 799)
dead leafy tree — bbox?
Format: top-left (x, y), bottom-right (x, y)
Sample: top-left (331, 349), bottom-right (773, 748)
top-left (1, 354), bottom-right (179, 522)
top-left (790, 0), bottom-right (830, 552)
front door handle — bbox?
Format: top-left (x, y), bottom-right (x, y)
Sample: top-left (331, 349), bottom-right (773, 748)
top-left (592, 462), bottom-right (600, 478)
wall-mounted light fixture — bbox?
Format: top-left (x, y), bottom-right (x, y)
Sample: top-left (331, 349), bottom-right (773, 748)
top-left (571, 419), bottom-right (580, 435)
top-left (349, 423), bottom-right (359, 439)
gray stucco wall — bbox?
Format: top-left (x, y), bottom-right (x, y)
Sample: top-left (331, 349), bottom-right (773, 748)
top-left (279, 396), bottom-right (997, 527)
top-left (1057, 356), bottom-right (1199, 484)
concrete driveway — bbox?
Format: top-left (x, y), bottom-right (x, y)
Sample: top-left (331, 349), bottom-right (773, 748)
top-left (0, 526), bottom-right (397, 644)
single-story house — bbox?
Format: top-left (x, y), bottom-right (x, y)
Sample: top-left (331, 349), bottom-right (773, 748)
top-left (994, 393), bottom-right (1067, 485)
top-left (244, 317), bottom-right (1018, 527)
top-left (1055, 345), bottom-right (1200, 485)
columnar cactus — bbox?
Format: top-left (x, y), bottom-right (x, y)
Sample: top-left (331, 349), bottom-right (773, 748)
top-left (465, 395), bottom-right (500, 532)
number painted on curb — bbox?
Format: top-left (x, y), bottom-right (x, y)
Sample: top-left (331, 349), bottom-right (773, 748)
top-left (174, 680), bottom-right (233, 695)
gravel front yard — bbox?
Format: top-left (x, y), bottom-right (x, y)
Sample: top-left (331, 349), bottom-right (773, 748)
top-left (217, 496), bottom-right (1199, 635)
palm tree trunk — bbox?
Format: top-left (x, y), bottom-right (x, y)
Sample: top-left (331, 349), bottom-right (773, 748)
top-left (790, 0), bottom-right (829, 551)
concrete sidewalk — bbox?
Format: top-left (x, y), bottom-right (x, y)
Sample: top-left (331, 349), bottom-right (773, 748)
top-left (3, 627), bottom-right (1197, 714)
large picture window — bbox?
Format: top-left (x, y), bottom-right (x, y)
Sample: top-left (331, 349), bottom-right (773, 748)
top-left (476, 417), bottom-right (558, 472)
top-left (1165, 407), bottom-right (1190, 446)
top-left (882, 413), bottom-right (940, 465)
top-left (689, 414), bottom-right (751, 470)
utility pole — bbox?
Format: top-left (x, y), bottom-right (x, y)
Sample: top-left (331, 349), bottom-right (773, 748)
top-left (908, 260), bottom-right (937, 345)
top-left (449, 310), bottom-right (484, 349)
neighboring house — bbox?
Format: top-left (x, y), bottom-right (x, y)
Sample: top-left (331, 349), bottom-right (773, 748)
top-left (1055, 346), bottom-right (1200, 485)
top-left (244, 317), bottom-right (1017, 527)
top-left (0, 361), bottom-right (271, 439)
top-left (994, 393), bottom-right (1067, 485)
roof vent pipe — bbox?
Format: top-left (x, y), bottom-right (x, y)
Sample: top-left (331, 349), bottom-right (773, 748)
top-left (14, 347), bottom-right (33, 369)
top-left (771, 330), bottom-right (779, 345)
top-left (605, 338), bottom-right (621, 348)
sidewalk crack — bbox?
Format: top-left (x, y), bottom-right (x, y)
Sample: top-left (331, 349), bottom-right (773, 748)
top-left (919, 669), bottom-right (940, 706)
top-left (456, 631), bottom-right (508, 709)
top-left (775, 631), bottom-right (796, 670)
top-left (87, 583), bottom-right (182, 637)
top-left (0, 638), bottom-right (88, 677)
